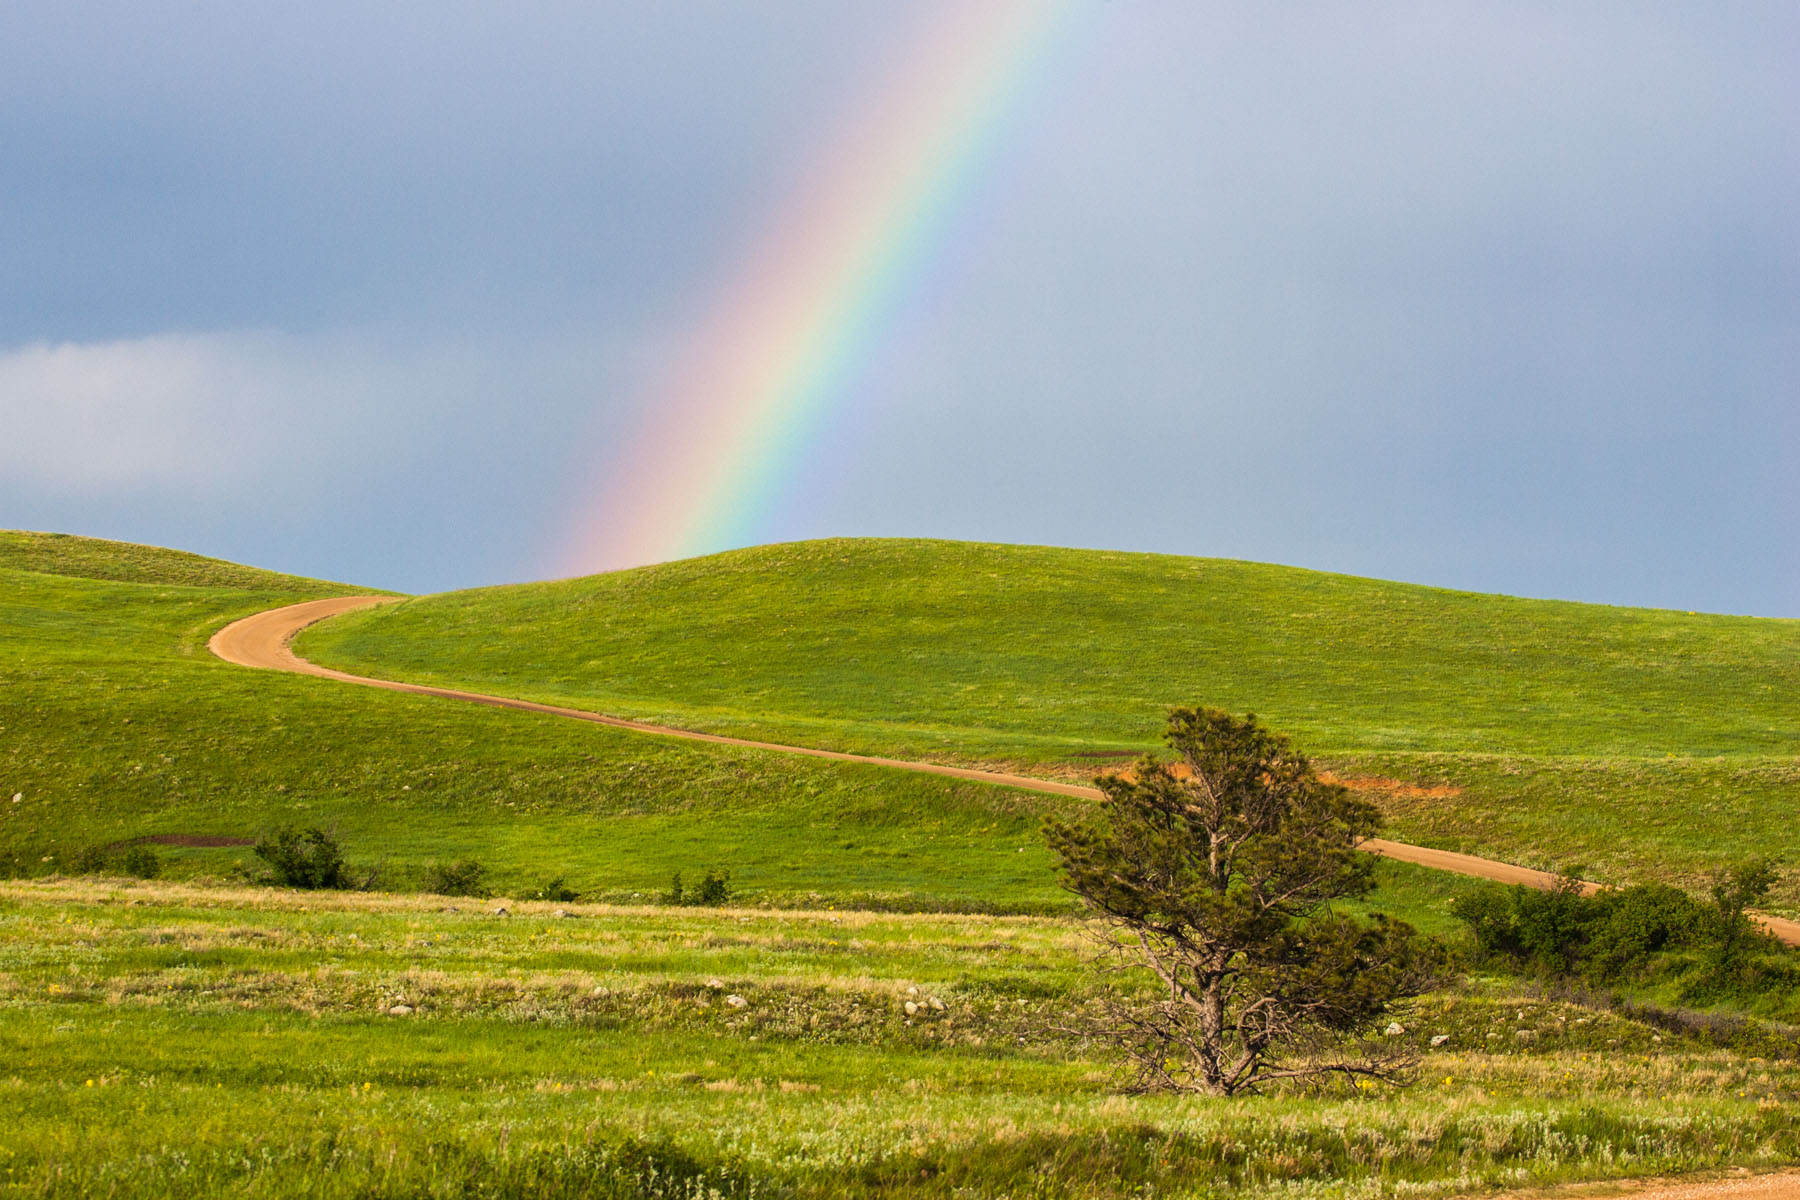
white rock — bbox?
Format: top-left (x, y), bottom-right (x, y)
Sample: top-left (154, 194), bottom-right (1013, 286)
top-left (706, 978), bottom-right (725, 990)
top-left (907, 986), bottom-right (919, 996)
top-left (1385, 1022), bottom-right (1405, 1037)
top-left (927, 996), bottom-right (945, 1012)
top-left (725, 994), bottom-right (747, 1008)
top-left (552, 909), bottom-right (569, 918)
top-left (387, 1004), bottom-right (413, 1016)
top-left (904, 1000), bottom-right (920, 1015)
top-left (10, 793), bottom-right (20, 803)
top-left (1430, 1034), bottom-right (1450, 1047)
top-left (492, 906), bottom-right (509, 916)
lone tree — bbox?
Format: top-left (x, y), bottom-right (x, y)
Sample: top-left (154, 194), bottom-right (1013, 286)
top-left (1047, 707), bottom-right (1438, 1096)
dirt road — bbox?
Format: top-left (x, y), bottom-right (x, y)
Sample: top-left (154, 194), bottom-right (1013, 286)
top-left (208, 596), bottom-right (1800, 947)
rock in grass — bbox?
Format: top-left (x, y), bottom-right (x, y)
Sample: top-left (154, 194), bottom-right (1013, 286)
top-left (387, 1004), bottom-right (413, 1016)
top-left (1430, 1034), bottom-right (1451, 1046)
top-left (725, 994), bottom-right (747, 1008)
top-left (1385, 1022), bottom-right (1405, 1036)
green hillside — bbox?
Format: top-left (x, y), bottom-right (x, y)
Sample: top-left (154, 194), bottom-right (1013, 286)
top-left (9, 531), bottom-right (1800, 1198)
top-left (300, 538), bottom-right (1800, 905)
top-left (0, 533), bottom-right (1089, 908)
top-left (0, 529), bottom-right (373, 594)
top-left (301, 538), bottom-right (1797, 760)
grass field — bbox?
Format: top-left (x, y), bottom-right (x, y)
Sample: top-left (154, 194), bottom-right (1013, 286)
top-left (0, 535), bottom-right (1085, 908)
top-left (300, 538), bottom-right (1800, 908)
top-left (8, 530), bottom-right (1800, 1197)
top-left (6, 879), bottom-right (1800, 1199)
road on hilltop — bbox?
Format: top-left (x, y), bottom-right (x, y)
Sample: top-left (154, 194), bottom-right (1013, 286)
top-left (209, 596), bottom-right (1800, 948)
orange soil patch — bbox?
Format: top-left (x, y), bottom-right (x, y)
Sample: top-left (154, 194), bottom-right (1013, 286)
top-left (1317, 771), bottom-right (1463, 799)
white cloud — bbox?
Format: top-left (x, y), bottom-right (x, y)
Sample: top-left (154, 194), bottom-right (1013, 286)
top-left (0, 329), bottom-right (534, 502)
top-left (0, 331), bottom-right (323, 496)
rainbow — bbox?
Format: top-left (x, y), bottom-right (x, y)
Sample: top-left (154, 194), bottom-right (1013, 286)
top-left (558, 0), bottom-right (1091, 576)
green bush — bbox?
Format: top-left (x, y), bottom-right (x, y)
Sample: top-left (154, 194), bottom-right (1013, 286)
top-left (1451, 864), bottom-right (1793, 1006)
top-left (422, 859), bottom-right (488, 897)
top-left (116, 844), bottom-right (162, 879)
top-left (68, 843), bottom-right (163, 879)
top-left (663, 867), bottom-right (732, 907)
top-left (71, 844), bottom-right (114, 875)
top-left (253, 827), bottom-right (348, 890)
top-left (531, 876), bottom-right (581, 902)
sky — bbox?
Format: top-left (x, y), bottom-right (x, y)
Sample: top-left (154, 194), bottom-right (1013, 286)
top-left (2, 2), bottom-right (1795, 616)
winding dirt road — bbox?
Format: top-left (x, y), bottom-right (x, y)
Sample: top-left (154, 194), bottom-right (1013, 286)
top-left (208, 596), bottom-right (1800, 947)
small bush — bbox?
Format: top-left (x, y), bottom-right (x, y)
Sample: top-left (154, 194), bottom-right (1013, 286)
top-left (254, 827), bottom-right (348, 890)
top-left (663, 867), bottom-right (732, 907)
top-left (71, 845), bottom-right (114, 875)
top-left (692, 867), bottom-right (732, 906)
top-left (68, 844), bottom-right (163, 879)
top-left (531, 876), bottom-right (580, 902)
top-left (422, 858), bottom-right (488, 897)
top-left (116, 845), bottom-right (162, 879)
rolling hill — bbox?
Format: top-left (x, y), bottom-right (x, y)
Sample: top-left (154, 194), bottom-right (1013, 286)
top-left (9, 530), bottom-right (1800, 1198)
top-left (299, 537), bottom-right (1800, 908)
top-left (0, 533), bottom-right (1097, 907)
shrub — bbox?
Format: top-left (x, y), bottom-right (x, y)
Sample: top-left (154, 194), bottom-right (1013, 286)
top-left (531, 876), bottom-right (580, 902)
top-left (663, 867), bottom-right (732, 907)
top-left (116, 844), bottom-right (162, 879)
top-left (71, 845), bottom-right (114, 875)
top-left (68, 843), bottom-right (163, 879)
top-left (253, 827), bottom-right (348, 889)
top-left (1453, 868), bottom-right (1782, 1002)
top-left (692, 867), bottom-right (732, 906)
top-left (422, 859), bottom-right (488, 897)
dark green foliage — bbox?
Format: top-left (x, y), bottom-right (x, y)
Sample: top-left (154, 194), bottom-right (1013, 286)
top-left (1454, 861), bottom-right (1793, 1002)
top-left (693, 867), bottom-right (732, 906)
top-left (116, 844), bottom-right (163, 879)
top-left (69, 843), bottom-right (163, 879)
top-left (421, 858), bottom-right (488, 897)
top-left (664, 867), bottom-right (733, 907)
top-left (1706, 858), bottom-right (1780, 984)
top-left (1046, 707), bottom-right (1439, 1095)
top-left (531, 875), bottom-right (582, 902)
top-left (71, 844), bottom-right (114, 874)
top-left (253, 827), bottom-right (348, 890)
top-left (1454, 878), bottom-right (1712, 979)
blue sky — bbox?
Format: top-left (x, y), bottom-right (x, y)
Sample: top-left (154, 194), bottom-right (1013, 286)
top-left (3, 2), bottom-right (1794, 615)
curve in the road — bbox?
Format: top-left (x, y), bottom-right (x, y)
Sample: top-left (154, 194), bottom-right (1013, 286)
top-left (209, 596), bottom-right (1800, 946)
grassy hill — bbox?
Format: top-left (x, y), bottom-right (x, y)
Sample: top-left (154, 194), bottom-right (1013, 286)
top-left (9, 531), bottom-right (1800, 1197)
top-left (300, 538), bottom-right (1800, 906)
top-left (0, 533), bottom-right (1105, 908)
